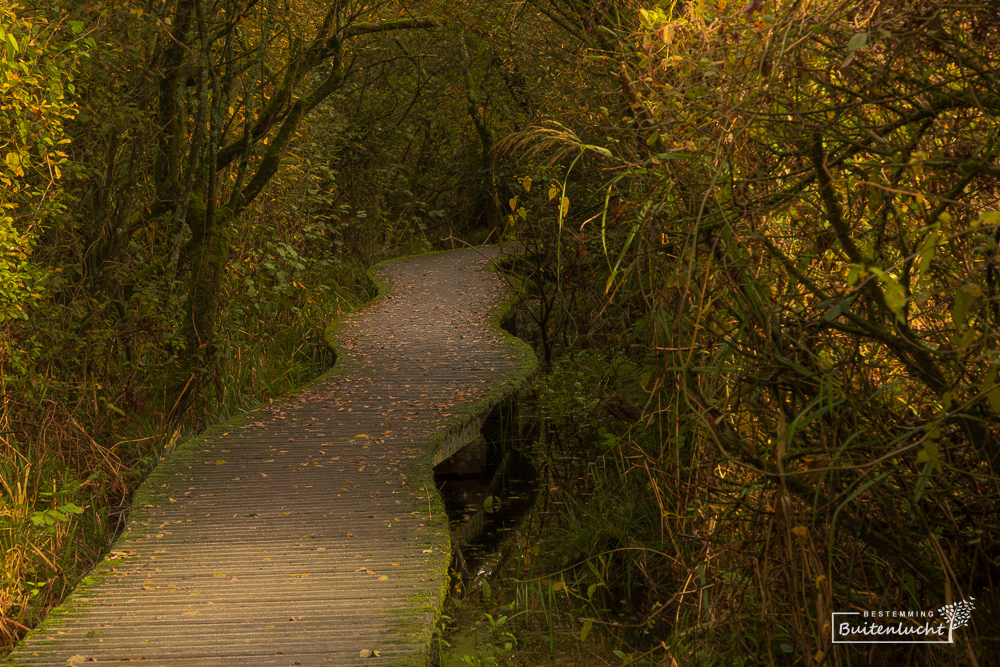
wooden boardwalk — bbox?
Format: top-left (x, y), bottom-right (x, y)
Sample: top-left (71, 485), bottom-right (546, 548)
top-left (7, 247), bottom-right (536, 666)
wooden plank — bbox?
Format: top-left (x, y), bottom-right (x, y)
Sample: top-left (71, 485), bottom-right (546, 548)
top-left (7, 247), bottom-right (537, 667)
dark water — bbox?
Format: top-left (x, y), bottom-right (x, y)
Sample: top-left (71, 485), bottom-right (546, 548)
top-left (434, 404), bottom-right (538, 575)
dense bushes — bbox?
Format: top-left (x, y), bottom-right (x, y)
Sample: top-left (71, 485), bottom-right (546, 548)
top-left (501, 0), bottom-right (998, 664)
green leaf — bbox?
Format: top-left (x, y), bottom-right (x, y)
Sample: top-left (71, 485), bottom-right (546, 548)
top-left (916, 440), bottom-right (941, 472)
top-left (580, 619), bottom-right (593, 641)
top-left (481, 578), bottom-right (491, 599)
top-left (977, 211), bottom-right (1000, 230)
top-left (883, 281), bottom-right (906, 318)
top-left (986, 364), bottom-right (1000, 413)
top-left (484, 495), bottom-right (499, 513)
top-left (62, 502), bottom-right (85, 515)
top-left (847, 32), bottom-right (868, 52)
top-left (823, 298), bottom-right (851, 322)
top-left (846, 264), bottom-right (864, 286)
top-left (583, 144), bottom-right (612, 157)
top-left (953, 283), bottom-right (981, 328)
top-left (652, 152), bottom-right (694, 161)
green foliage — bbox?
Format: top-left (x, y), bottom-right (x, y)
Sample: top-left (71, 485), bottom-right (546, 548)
top-left (0, 3), bottom-right (83, 323)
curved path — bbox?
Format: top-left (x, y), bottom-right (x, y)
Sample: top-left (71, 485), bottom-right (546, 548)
top-left (7, 247), bottom-right (535, 666)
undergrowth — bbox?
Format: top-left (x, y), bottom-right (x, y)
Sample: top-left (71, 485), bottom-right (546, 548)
top-left (0, 166), bottom-right (375, 652)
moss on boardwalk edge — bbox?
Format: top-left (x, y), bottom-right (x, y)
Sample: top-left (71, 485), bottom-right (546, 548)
top-left (370, 247), bottom-right (538, 667)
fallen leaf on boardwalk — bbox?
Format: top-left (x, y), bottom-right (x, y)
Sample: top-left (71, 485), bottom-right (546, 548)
top-left (359, 649), bottom-right (373, 658)
top-left (66, 655), bottom-right (90, 665)
top-left (168, 497), bottom-right (176, 503)
top-left (183, 611), bottom-right (199, 615)
top-left (215, 459), bottom-right (225, 465)
top-left (378, 575), bottom-right (388, 581)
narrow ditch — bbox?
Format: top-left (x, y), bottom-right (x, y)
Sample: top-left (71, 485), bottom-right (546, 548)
top-left (434, 402), bottom-right (539, 591)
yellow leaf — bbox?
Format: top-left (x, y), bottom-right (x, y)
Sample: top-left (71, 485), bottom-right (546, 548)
top-left (561, 197), bottom-right (570, 216)
top-left (792, 525), bottom-right (808, 538)
top-left (522, 176), bottom-right (532, 192)
top-left (977, 211), bottom-right (1000, 229)
top-left (508, 196), bottom-right (518, 211)
top-left (548, 183), bottom-right (559, 201)
top-left (883, 281), bottom-right (906, 318)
